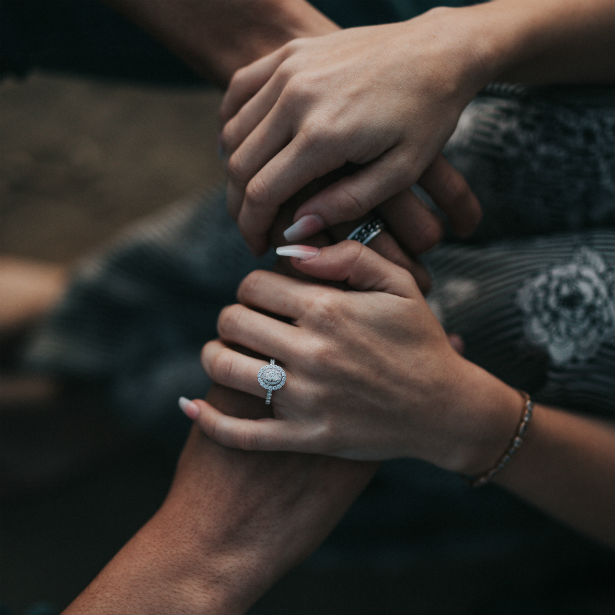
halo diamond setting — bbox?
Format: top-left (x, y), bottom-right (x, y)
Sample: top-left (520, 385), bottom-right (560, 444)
top-left (257, 359), bottom-right (286, 405)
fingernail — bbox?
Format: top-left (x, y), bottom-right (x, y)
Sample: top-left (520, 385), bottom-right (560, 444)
top-left (276, 245), bottom-right (320, 260)
top-left (283, 214), bottom-right (325, 242)
top-left (178, 396), bottom-right (200, 420)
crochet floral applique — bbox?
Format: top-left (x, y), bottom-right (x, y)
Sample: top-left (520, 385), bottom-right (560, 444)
top-left (517, 247), bottom-right (614, 366)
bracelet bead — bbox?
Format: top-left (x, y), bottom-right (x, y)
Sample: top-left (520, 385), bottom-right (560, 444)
top-left (469, 390), bottom-right (533, 488)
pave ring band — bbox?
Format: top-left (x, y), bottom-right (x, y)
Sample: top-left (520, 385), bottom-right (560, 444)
top-left (257, 359), bottom-right (287, 405)
top-left (346, 217), bottom-right (385, 245)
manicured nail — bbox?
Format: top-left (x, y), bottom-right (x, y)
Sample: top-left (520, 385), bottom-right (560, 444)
top-left (276, 245), bottom-right (320, 260)
top-left (283, 214), bottom-right (325, 242)
top-left (178, 396), bottom-right (200, 420)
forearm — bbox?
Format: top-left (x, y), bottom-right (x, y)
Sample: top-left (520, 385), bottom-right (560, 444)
top-left (63, 503), bottom-right (242, 614)
top-left (454, 0), bottom-right (614, 86)
top-left (66, 391), bottom-right (375, 614)
top-left (438, 358), bottom-right (613, 546)
top-left (103, 0), bottom-right (336, 85)
top-left (492, 402), bottom-right (614, 547)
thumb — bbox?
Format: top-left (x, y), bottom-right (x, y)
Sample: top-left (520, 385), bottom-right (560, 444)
top-left (276, 241), bottom-right (418, 298)
top-left (179, 397), bottom-right (317, 453)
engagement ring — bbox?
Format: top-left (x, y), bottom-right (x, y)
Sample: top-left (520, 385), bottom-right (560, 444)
top-left (257, 359), bottom-right (286, 405)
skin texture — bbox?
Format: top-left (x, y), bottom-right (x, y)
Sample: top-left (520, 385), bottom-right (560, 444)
top-left (220, 0), bottom-right (614, 253)
top-left (107, 0), bottom-right (481, 275)
top-left (220, 14), bottom-right (484, 254)
top-left (65, 386), bottom-right (376, 614)
top-left (191, 242), bottom-right (615, 546)
top-left (196, 241), bottom-right (522, 469)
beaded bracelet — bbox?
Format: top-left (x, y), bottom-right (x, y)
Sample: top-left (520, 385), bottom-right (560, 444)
top-left (470, 390), bottom-right (534, 488)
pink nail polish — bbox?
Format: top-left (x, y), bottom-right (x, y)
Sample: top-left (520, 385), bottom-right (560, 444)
top-left (283, 214), bottom-right (325, 242)
top-left (178, 396), bottom-right (200, 420)
top-left (276, 245), bottom-right (320, 260)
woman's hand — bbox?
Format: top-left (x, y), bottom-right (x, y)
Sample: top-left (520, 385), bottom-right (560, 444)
top-left (219, 9), bottom-right (487, 254)
top-left (187, 242), bottom-right (521, 474)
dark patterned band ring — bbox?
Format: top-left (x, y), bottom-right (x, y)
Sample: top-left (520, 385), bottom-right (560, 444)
top-left (346, 217), bottom-right (385, 245)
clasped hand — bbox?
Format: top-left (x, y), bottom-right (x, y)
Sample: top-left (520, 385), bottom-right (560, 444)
top-left (220, 11), bottom-right (486, 254)
top-left (189, 242), bottom-right (497, 473)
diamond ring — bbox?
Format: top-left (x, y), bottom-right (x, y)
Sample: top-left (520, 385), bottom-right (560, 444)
top-left (257, 359), bottom-right (287, 405)
top-left (346, 217), bottom-right (385, 245)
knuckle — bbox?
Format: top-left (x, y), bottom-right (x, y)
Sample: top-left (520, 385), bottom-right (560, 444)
top-left (275, 57), bottom-right (297, 82)
top-left (309, 292), bottom-right (342, 328)
top-left (217, 303), bottom-right (243, 338)
top-left (299, 119), bottom-right (333, 151)
top-left (285, 37), bottom-right (306, 53)
top-left (209, 349), bottom-right (235, 383)
top-left (200, 340), bottom-right (215, 370)
top-left (237, 269), bottom-right (266, 302)
top-left (311, 338), bottom-right (333, 366)
top-left (343, 239), bottom-right (368, 265)
top-left (337, 184), bottom-right (367, 219)
top-left (416, 216), bottom-right (444, 252)
top-left (446, 171), bottom-right (471, 204)
top-left (236, 426), bottom-right (259, 451)
top-left (226, 150), bottom-right (247, 185)
top-left (244, 174), bottom-right (271, 209)
top-left (280, 37), bottom-right (308, 60)
top-left (228, 66), bottom-right (247, 91)
top-left (284, 73), bottom-right (313, 101)
top-left (316, 418), bottom-right (340, 452)
top-left (220, 122), bottom-right (236, 153)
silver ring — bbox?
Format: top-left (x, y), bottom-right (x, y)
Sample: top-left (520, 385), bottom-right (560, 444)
top-left (257, 359), bottom-right (286, 405)
top-left (346, 217), bottom-right (385, 245)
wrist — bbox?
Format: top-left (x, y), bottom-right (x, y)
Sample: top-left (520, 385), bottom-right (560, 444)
top-left (157, 492), bottom-right (275, 614)
top-left (412, 7), bottom-right (500, 101)
top-left (459, 1), bottom-right (543, 84)
top-left (441, 360), bottom-right (523, 476)
top-left (452, 0), bottom-right (599, 86)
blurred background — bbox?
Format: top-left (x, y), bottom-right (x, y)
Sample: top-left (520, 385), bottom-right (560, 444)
top-left (0, 70), bottom-right (225, 612)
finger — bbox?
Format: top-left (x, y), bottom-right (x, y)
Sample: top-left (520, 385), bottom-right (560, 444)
top-left (447, 333), bottom-right (465, 355)
top-left (281, 240), bottom-right (418, 298)
top-left (237, 269), bottom-right (317, 319)
top-left (226, 107), bottom-right (293, 236)
top-left (237, 128), bottom-right (347, 254)
top-left (219, 46), bottom-right (287, 124)
top-left (188, 398), bottom-right (317, 453)
top-left (328, 220), bottom-right (431, 294)
top-left (379, 189), bottom-right (443, 255)
top-left (291, 149), bottom-right (412, 228)
top-left (418, 154), bottom-right (482, 238)
top-left (202, 339), bottom-right (288, 399)
top-left (220, 72), bottom-right (287, 155)
top-left (217, 303), bottom-right (303, 360)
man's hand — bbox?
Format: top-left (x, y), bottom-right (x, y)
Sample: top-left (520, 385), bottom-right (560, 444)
top-left (65, 384), bottom-right (375, 614)
top-left (219, 13), bottom-right (484, 255)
